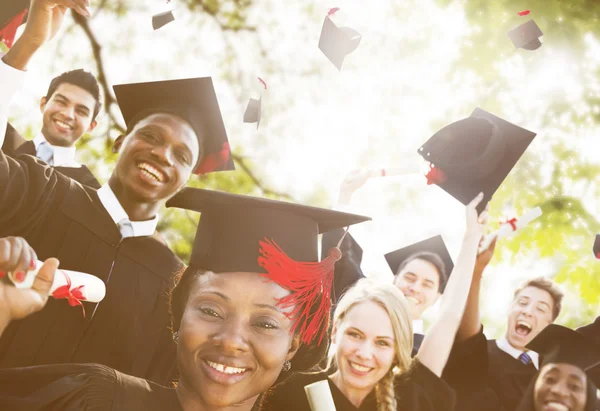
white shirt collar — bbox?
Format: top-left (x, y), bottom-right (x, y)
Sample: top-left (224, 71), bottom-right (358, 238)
top-left (97, 184), bottom-right (158, 237)
top-left (497, 337), bottom-right (540, 370)
top-left (33, 134), bottom-right (81, 168)
top-left (412, 319), bottom-right (424, 334)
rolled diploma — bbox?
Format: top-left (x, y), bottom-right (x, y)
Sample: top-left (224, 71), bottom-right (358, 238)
top-left (478, 207), bottom-right (543, 254)
top-left (305, 380), bottom-right (337, 411)
top-left (7, 260), bottom-right (106, 303)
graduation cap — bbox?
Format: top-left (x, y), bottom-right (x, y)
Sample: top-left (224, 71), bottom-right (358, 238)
top-left (318, 15), bottom-right (362, 71)
top-left (527, 325), bottom-right (600, 387)
top-left (321, 229), bottom-right (365, 304)
top-left (507, 19), bottom-right (543, 51)
top-left (113, 77), bottom-right (234, 175)
top-left (243, 96), bottom-right (261, 127)
top-left (594, 234), bottom-right (600, 259)
top-left (384, 235), bottom-right (454, 293)
top-left (418, 108), bottom-right (537, 214)
top-left (166, 187), bottom-right (371, 344)
top-left (152, 11), bottom-right (175, 30)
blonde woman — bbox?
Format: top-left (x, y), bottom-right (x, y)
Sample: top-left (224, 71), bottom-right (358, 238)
top-left (261, 193), bottom-right (487, 411)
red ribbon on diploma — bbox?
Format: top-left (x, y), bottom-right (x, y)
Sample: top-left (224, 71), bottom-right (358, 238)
top-left (425, 164), bottom-right (447, 185)
top-left (500, 217), bottom-right (518, 231)
top-left (52, 272), bottom-right (86, 317)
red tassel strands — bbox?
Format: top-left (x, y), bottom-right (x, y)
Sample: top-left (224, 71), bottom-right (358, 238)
top-left (258, 238), bottom-right (344, 346)
top-left (0, 9), bottom-right (27, 49)
top-left (194, 142), bottom-right (231, 175)
top-left (425, 164), bottom-right (447, 185)
top-left (52, 271), bottom-right (86, 317)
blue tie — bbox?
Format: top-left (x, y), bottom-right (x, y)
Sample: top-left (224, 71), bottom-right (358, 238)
top-left (519, 352), bottom-right (532, 365)
top-left (37, 141), bottom-right (54, 165)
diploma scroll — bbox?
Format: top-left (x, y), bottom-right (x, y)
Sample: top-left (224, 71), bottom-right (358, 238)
top-left (8, 260), bottom-right (106, 303)
top-left (305, 380), bottom-right (337, 411)
top-left (478, 207), bottom-right (542, 254)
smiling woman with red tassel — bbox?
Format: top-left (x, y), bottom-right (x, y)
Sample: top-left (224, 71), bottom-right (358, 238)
top-left (0, 187), bottom-right (370, 411)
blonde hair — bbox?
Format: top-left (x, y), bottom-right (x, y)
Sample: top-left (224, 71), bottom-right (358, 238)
top-left (513, 277), bottom-right (564, 320)
top-left (328, 279), bottom-right (413, 411)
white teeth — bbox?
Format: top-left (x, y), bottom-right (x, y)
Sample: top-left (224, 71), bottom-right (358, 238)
top-left (349, 361), bottom-right (372, 373)
top-left (206, 360), bottom-right (247, 375)
top-left (138, 163), bottom-right (164, 182)
top-left (55, 120), bottom-right (72, 129)
top-left (517, 321), bottom-right (532, 330)
top-left (407, 297), bottom-right (420, 305)
top-left (546, 402), bottom-right (568, 411)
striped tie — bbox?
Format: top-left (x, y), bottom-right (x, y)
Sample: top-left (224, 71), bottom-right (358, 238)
top-left (518, 352), bottom-right (532, 365)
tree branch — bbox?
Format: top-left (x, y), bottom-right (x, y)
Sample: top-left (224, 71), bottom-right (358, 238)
top-left (232, 153), bottom-right (295, 201)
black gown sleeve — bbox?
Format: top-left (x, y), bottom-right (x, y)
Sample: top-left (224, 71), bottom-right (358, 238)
top-left (395, 360), bottom-right (456, 411)
top-left (0, 363), bottom-right (118, 411)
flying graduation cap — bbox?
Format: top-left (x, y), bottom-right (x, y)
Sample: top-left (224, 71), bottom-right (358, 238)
top-left (113, 77), bottom-right (234, 175)
top-left (243, 78), bottom-right (266, 128)
top-left (166, 188), bottom-right (371, 345)
top-left (507, 19), bottom-right (543, 51)
top-left (384, 235), bottom-right (454, 293)
top-left (318, 10), bottom-right (362, 71)
top-left (594, 234), bottom-right (600, 259)
top-left (418, 108), bottom-right (537, 214)
top-left (152, 10), bottom-right (175, 30)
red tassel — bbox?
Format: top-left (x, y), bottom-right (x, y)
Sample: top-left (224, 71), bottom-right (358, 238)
top-left (327, 7), bottom-right (340, 17)
top-left (596, 252), bottom-right (600, 260)
top-left (258, 77), bottom-right (267, 90)
top-left (425, 164), bottom-right (447, 185)
top-left (0, 9), bottom-right (27, 49)
top-left (258, 238), bottom-right (342, 345)
top-left (194, 142), bottom-right (231, 175)
top-left (517, 10), bottom-right (531, 16)
top-left (52, 271), bottom-right (86, 317)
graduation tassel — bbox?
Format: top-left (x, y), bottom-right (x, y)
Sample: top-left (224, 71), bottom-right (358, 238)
top-left (425, 163), bottom-right (447, 185)
top-left (0, 9), bottom-right (27, 49)
top-left (194, 142), bottom-right (231, 175)
top-left (258, 231), bottom-right (348, 345)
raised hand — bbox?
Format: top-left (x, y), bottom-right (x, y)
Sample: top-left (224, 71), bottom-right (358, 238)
top-left (337, 169), bottom-right (372, 204)
top-left (465, 193), bottom-right (489, 240)
top-left (21, 0), bottom-right (91, 47)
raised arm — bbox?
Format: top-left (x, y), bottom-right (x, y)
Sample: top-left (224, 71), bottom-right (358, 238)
top-left (415, 193), bottom-right (488, 376)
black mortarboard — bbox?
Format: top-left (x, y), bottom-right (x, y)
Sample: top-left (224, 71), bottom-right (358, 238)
top-left (152, 11), bottom-right (175, 30)
top-left (166, 188), bottom-right (371, 345)
top-left (0, 0), bottom-right (28, 29)
top-left (243, 96), bottom-right (261, 128)
top-left (384, 235), bottom-right (454, 293)
top-left (527, 325), bottom-right (600, 386)
top-left (166, 188), bottom-right (370, 274)
top-left (418, 108), bottom-right (536, 214)
top-left (318, 16), bottom-right (362, 71)
top-left (321, 229), bottom-right (365, 304)
top-left (507, 19), bottom-right (543, 51)
top-left (113, 77), bottom-right (234, 174)
top-left (594, 234), bottom-right (600, 259)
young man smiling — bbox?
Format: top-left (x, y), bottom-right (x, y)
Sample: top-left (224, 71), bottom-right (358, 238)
top-left (0, 0), bottom-right (232, 385)
top-left (2, 68), bottom-right (102, 188)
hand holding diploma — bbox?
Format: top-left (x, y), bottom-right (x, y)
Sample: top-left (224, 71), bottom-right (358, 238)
top-left (478, 206), bottom-right (543, 254)
top-left (305, 380), bottom-right (337, 411)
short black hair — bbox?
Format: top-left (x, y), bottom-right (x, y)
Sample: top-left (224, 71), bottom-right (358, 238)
top-left (45, 69), bottom-right (102, 120)
top-left (395, 251), bottom-right (447, 293)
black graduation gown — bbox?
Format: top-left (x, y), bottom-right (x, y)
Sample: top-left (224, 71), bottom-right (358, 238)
top-left (442, 328), bottom-right (535, 411)
top-left (2, 122), bottom-right (101, 189)
top-left (412, 333), bottom-right (424, 357)
top-left (0, 150), bottom-right (183, 385)
top-left (0, 363), bottom-right (182, 411)
top-left (260, 360), bottom-right (456, 411)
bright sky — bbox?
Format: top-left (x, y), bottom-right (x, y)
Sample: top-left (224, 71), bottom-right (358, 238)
top-left (7, 0), bottom-right (600, 336)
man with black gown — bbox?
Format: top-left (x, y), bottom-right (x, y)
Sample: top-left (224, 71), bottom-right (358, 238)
top-left (0, 0), bottom-right (233, 385)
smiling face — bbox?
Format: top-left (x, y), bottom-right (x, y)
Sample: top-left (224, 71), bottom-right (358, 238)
top-left (393, 258), bottom-right (441, 320)
top-left (534, 363), bottom-right (588, 411)
top-left (176, 271), bottom-right (300, 409)
top-left (39, 83), bottom-right (98, 147)
top-left (506, 286), bottom-right (555, 350)
top-left (332, 300), bottom-right (396, 397)
top-left (111, 113), bottom-right (201, 204)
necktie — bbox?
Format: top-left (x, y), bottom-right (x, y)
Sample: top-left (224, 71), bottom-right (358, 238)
top-left (37, 141), bottom-right (54, 165)
top-left (518, 352), bottom-right (532, 365)
top-left (118, 219), bottom-right (134, 239)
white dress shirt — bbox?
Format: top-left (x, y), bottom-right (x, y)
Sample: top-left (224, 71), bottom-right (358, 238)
top-left (33, 134), bottom-right (81, 168)
top-left (97, 184), bottom-right (158, 238)
top-left (496, 337), bottom-right (540, 369)
top-left (413, 319), bottom-right (425, 334)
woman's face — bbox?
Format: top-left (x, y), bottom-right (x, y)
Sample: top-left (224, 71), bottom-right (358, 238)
top-left (176, 271), bottom-right (300, 408)
top-left (534, 363), bottom-right (588, 411)
top-left (333, 300), bottom-right (396, 394)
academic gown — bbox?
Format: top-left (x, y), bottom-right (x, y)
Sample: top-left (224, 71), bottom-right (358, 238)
top-left (0, 363), bottom-right (182, 411)
top-left (0, 150), bottom-right (183, 385)
top-left (2, 122), bottom-right (101, 188)
top-left (259, 360), bottom-right (456, 411)
top-left (441, 327), bottom-right (535, 411)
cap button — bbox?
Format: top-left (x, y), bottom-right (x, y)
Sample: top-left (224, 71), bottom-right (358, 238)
top-left (328, 247), bottom-right (343, 261)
